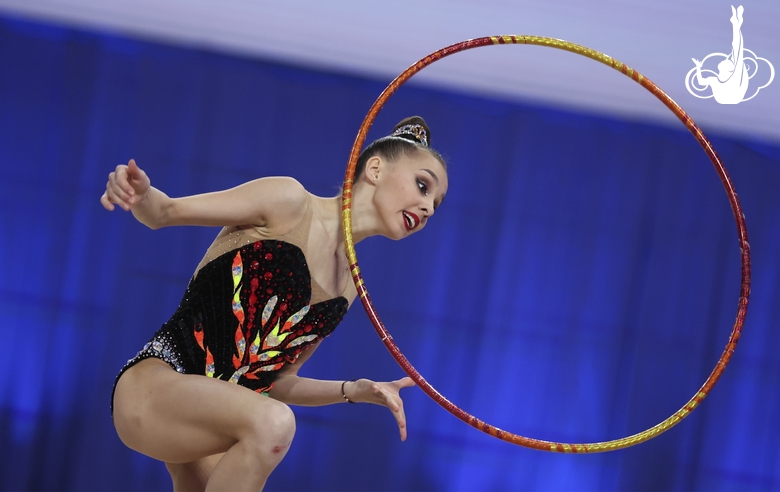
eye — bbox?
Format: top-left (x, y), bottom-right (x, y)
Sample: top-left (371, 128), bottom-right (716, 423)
top-left (416, 178), bottom-right (428, 195)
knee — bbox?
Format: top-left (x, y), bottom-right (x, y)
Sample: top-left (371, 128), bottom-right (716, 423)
top-left (262, 401), bottom-right (296, 446)
top-left (228, 401), bottom-right (295, 472)
top-left (242, 401), bottom-right (296, 457)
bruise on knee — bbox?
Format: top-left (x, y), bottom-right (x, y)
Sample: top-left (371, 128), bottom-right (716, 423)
top-left (271, 445), bottom-right (286, 455)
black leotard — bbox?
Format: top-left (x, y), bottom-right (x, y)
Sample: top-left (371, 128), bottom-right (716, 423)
top-left (111, 202), bottom-right (349, 412)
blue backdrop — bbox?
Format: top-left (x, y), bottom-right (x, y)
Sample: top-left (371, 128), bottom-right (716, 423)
top-left (1, 15), bottom-right (779, 491)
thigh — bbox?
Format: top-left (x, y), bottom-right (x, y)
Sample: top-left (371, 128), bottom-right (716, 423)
top-left (113, 358), bottom-right (287, 464)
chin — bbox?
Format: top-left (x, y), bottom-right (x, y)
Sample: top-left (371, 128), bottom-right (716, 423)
top-left (385, 228), bottom-right (408, 241)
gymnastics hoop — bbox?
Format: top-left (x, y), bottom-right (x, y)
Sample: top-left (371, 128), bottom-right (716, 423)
top-left (341, 36), bottom-right (751, 453)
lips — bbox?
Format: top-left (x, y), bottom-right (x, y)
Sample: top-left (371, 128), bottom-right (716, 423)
top-left (403, 211), bottom-right (420, 231)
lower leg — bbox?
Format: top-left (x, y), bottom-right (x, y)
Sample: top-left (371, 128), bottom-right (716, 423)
top-left (167, 454), bottom-right (224, 492)
top-left (205, 404), bottom-right (296, 491)
top-left (206, 435), bottom-right (293, 491)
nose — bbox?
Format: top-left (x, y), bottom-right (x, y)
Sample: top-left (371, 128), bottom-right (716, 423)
top-left (421, 198), bottom-right (435, 218)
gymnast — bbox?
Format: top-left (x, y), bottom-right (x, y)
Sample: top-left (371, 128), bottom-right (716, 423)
top-left (102, 117), bottom-right (448, 490)
top-left (692, 5), bottom-right (748, 104)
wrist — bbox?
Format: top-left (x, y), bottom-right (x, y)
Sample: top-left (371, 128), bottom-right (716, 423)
top-left (341, 379), bottom-right (357, 403)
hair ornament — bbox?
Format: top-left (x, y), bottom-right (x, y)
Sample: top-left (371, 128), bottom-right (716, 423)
top-left (391, 124), bottom-right (429, 147)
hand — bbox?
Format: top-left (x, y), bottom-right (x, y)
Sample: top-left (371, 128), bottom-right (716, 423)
top-left (346, 377), bottom-right (416, 441)
top-left (692, 58), bottom-right (702, 68)
top-left (100, 159), bottom-right (151, 212)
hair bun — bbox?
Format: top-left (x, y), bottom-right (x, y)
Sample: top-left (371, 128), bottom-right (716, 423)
top-left (391, 116), bottom-right (431, 147)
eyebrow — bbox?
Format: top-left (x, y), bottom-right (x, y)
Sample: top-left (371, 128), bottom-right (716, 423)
top-left (422, 168), bottom-right (439, 184)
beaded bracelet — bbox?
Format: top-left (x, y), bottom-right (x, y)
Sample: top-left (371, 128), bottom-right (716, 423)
top-left (341, 379), bottom-right (356, 404)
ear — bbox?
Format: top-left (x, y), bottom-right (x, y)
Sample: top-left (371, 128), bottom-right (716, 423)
top-left (364, 155), bottom-right (382, 184)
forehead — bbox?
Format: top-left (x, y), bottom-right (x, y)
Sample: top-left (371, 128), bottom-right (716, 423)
top-left (398, 151), bottom-right (448, 187)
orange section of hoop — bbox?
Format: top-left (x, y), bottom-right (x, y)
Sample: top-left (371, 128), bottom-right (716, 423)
top-left (341, 35), bottom-right (750, 452)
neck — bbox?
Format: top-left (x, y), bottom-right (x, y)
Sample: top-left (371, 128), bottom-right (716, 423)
top-left (320, 183), bottom-right (380, 247)
top-left (342, 180), bottom-right (384, 244)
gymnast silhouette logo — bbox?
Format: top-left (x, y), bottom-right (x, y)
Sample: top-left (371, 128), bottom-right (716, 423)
top-left (685, 5), bottom-right (774, 104)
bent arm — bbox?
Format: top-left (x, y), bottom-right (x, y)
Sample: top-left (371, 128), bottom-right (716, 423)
top-left (694, 65), bottom-right (712, 87)
top-left (268, 341), bottom-right (352, 406)
top-left (102, 159), bottom-right (310, 231)
top-left (268, 340), bottom-right (414, 440)
top-left (695, 66), bottom-right (706, 86)
top-left (153, 176), bottom-right (309, 229)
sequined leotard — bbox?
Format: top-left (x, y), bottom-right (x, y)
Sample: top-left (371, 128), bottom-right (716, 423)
top-left (112, 199), bottom-right (349, 411)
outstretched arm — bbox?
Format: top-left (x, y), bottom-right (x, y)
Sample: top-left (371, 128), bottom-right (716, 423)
top-left (269, 341), bottom-right (416, 441)
top-left (100, 159), bottom-right (309, 230)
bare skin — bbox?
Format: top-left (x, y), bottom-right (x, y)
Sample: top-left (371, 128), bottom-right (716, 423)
top-left (103, 152), bottom-right (448, 490)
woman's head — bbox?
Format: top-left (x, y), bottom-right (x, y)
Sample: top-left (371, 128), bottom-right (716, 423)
top-left (356, 116), bottom-right (448, 240)
top-left (355, 116), bottom-right (446, 178)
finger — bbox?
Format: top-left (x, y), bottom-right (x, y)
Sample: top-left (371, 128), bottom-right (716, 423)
top-left (106, 180), bottom-right (131, 210)
top-left (394, 402), bottom-right (408, 441)
top-left (100, 192), bottom-right (115, 211)
top-left (127, 159), bottom-right (143, 191)
top-left (115, 165), bottom-right (135, 196)
top-left (105, 187), bottom-right (130, 211)
top-left (108, 174), bottom-right (133, 204)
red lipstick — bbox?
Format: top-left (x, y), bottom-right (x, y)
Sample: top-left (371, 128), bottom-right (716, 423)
top-left (403, 211), bottom-right (420, 231)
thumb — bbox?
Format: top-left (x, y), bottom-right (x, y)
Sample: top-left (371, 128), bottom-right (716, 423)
top-left (126, 159), bottom-right (147, 188)
top-left (396, 377), bottom-right (416, 389)
top-left (127, 158), bottom-right (140, 175)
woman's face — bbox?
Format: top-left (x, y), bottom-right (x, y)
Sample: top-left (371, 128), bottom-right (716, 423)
top-left (370, 150), bottom-right (448, 240)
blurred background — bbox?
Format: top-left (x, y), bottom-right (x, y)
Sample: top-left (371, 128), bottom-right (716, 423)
top-left (0, 1), bottom-right (778, 490)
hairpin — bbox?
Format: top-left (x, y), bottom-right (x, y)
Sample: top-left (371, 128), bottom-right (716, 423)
top-left (391, 124), bottom-right (428, 147)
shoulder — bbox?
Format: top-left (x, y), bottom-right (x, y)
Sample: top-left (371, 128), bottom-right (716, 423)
top-left (255, 176), bottom-right (309, 207)
top-left (252, 177), bottom-right (312, 233)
